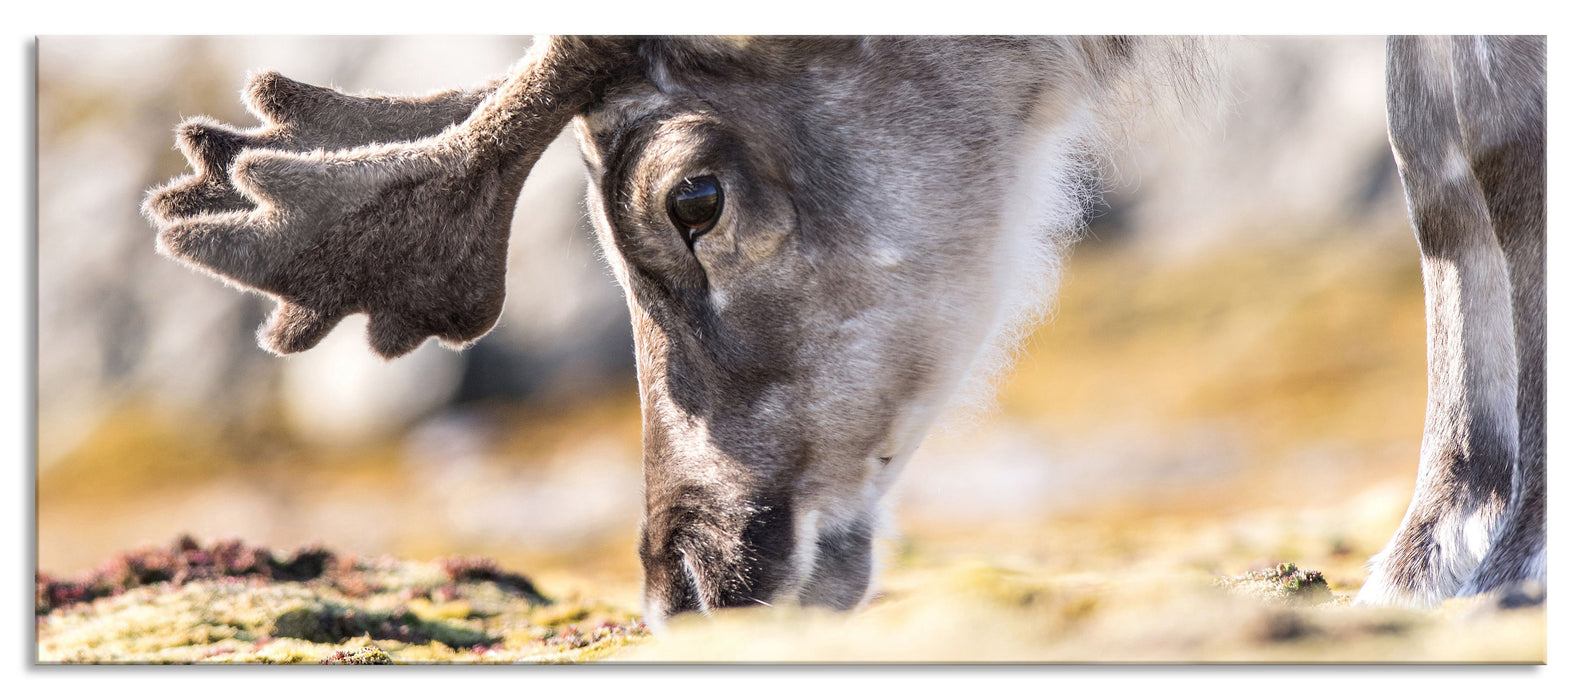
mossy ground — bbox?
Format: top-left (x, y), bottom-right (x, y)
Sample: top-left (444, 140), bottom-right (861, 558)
top-left (1216, 562), bottom-right (1335, 605)
top-left (36, 538), bottom-right (649, 664)
top-left (36, 491), bottom-right (1546, 664)
top-left (626, 497), bottom-right (1544, 663)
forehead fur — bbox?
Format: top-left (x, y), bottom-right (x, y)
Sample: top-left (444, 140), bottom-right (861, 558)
top-left (580, 37), bottom-right (835, 143)
top-left (580, 35), bottom-right (1219, 137)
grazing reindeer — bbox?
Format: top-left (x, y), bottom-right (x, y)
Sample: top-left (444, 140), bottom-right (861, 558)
top-left (142, 36), bottom-right (1545, 623)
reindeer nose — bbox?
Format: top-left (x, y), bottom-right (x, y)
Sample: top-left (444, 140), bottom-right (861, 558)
top-left (640, 545), bottom-right (708, 622)
top-left (638, 495), bottom-right (798, 623)
top-left (639, 526), bottom-right (756, 624)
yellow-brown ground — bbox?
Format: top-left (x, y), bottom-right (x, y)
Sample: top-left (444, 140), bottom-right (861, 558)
top-left (36, 234), bottom-right (1545, 663)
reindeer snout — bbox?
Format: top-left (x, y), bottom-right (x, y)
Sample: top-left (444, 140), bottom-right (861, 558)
top-left (637, 491), bottom-right (881, 625)
top-left (637, 493), bottom-right (798, 623)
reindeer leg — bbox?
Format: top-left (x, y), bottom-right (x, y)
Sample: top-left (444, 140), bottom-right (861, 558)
top-left (1450, 37), bottom-right (1546, 602)
top-left (1356, 37), bottom-right (1522, 608)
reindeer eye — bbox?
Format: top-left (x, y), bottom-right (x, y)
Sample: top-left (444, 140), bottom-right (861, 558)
top-left (666, 176), bottom-right (723, 244)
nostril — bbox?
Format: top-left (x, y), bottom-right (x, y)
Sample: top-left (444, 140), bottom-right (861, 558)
top-left (642, 495), bottom-right (794, 617)
top-left (678, 549), bottom-right (712, 616)
top-left (641, 541), bottom-right (709, 623)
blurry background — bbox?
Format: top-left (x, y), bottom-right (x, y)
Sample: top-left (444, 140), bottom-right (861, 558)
top-left (36, 36), bottom-right (1426, 607)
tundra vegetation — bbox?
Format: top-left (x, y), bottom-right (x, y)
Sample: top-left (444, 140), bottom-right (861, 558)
top-left (37, 536), bottom-right (649, 663)
top-left (37, 515), bottom-right (1543, 663)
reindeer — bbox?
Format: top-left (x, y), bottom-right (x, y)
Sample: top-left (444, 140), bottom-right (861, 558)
top-left (141, 36), bottom-right (1545, 624)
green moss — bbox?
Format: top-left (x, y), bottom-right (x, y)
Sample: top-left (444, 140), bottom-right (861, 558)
top-left (36, 537), bottom-right (648, 664)
top-left (320, 646), bottom-right (393, 665)
top-left (1215, 562), bottom-right (1335, 606)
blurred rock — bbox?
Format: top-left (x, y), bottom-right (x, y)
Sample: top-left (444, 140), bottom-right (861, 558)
top-left (278, 316), bottom-right (468, 444)
top-left (898, 421), bottom-right (1246, 522)
top-left (1096, 36), bottom-right (1404, 255)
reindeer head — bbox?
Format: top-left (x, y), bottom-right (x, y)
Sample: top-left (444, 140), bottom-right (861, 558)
top-left (145, 36), bottom-right (1147, 625)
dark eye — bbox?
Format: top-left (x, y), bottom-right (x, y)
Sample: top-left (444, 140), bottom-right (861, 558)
top-left (666, 176), bottom-right (723, 245)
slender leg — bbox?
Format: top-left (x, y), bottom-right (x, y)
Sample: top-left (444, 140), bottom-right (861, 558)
top-left (1357, 37), bottom-right (1521, 607)
top-left (1451, 36), bottom-right (1547, 599)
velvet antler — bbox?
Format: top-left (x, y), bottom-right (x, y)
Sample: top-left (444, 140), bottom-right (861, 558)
top-left (144, 37), bottom-right (639, 359)
top-left (143, 72), bottom-right (500, 224)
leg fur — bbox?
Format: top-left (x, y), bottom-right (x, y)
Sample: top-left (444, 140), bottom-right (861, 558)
top-left (1357, 37), bottom-right (1525, 607)
top-left (1451, 36), bottom-right (1547, 598)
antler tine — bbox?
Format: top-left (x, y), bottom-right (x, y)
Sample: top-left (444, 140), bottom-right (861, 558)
top-left (156, 213), bottom-right (283, 290)
top-left (243, 70), bottom-right (508, 142)
top-left (141, 118), bottom-right (253, 222)
top-left (244, 71), bottom-right (333, 125)
top-left (143, 71), bottom-right (500, 225)
top-left (146, 37), bottom-right (644, 359)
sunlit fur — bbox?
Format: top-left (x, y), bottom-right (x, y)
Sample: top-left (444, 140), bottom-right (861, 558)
top-left (1355, 36), bottom-right (1545, 608)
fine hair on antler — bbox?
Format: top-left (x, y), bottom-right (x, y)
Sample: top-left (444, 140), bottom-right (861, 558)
top-left (142, 74), bottom-right (501, 224)
top-left (144, 36), bottom-right (640, 359)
